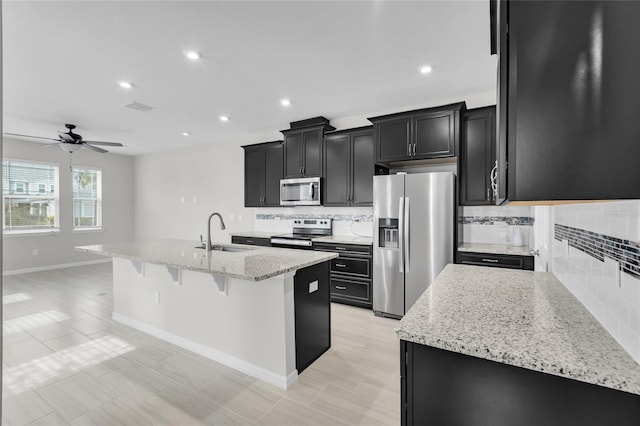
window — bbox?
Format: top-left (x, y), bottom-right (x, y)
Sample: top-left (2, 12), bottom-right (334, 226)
top-left (72, 167), bottom-right (102, 229)
top-left (3, 160), bottom-right (59, 232)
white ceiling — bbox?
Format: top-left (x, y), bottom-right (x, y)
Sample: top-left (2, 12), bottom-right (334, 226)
top-left (3, 0), bottom-right (496, 156)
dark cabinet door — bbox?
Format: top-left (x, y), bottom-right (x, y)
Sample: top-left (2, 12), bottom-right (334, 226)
top-left (413, 111), bottom-right (456, 159)
top-left (503, 1), bottom-right (640, 201)
top-left (244, 147), bottom-right (264, 207)
top-left (324, 134), bottom-right (350, 206)
top-left (460, 106), bottom-right (496, 205)
top-left (375, 116), bottom-right (411, 162)
top-left (263, 143), bottom-right (283, 206)
top-left (351, 130), bottom-right (374, 206)
top-left (284, 131), bottom-right (303, 178)
top-left (302, 128), bottom-right (322, 177)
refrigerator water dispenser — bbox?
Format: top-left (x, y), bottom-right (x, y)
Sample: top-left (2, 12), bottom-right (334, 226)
top-left (378, 218), bottom-right (399, 248)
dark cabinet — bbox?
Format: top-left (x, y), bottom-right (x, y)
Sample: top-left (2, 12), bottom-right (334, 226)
top-left (242, 141), bottom-right (283, 207)
top-left (499, 1), bottom-right (640, 201)
top-left (324, 127), bottom-right (374, 206)
top-left (313, 242), bottom-right (373, 309)
top-left (369, 102), bottom-right (464, 164)
top-left (457, 251), bottom-right (534, 271)
top-left (460, 106), bottom-right (496, 206)
top-left (231, 236), bottom-right (271, 247)
top-left (401, 341), bottom-right (640, 426)
top-left (283, 125), bottom-right (334, 178)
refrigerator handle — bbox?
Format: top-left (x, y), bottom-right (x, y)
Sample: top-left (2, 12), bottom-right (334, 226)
top-left (398, 197), bottom-right (405, 273)
top-left (404, 197), bottom-right (410, 273)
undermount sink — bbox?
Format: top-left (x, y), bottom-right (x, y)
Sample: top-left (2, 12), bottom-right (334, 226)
top-left (195, 244), bottom-right (256, 253)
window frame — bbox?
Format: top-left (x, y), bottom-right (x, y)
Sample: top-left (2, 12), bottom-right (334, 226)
top-left (72, 166), bottom-right (103, 231)
top-left (2, 158), bottom-right (61, 235)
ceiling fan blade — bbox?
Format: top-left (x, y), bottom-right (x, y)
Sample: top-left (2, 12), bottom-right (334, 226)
top-left (4, 132), bottom-right (60, 142)
top-left (84, 144), bottom-right (108, 154)
top-left (58, 132), bottom-right (75, 143)
top-left (82, 140), bottom-right (124, 147)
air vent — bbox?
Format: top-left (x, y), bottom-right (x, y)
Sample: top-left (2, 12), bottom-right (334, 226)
top-left (125, 102), bottom-right (155, 112)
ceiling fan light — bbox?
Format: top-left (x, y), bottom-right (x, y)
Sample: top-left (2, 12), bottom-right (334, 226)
top-left (59, 144), bottom-right (82, 153)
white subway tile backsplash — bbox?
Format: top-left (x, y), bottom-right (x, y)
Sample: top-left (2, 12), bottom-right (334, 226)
top-left (552, 200), bottom-right (640, 363)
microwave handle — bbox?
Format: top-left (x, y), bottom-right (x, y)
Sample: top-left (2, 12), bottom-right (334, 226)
top-left (310, 183), bottom-right (315, 200)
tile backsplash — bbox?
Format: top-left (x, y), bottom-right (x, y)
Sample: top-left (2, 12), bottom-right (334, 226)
top-left (461, 205), bottom-right (535, 246)
top-left (254, 206), bottom-right (374, 237)
top-left (552, 200), bottom-right (640, 363)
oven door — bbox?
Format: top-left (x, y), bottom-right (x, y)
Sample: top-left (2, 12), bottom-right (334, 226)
top-left (270, 238), bottom-right (313, 250)
top-left (280, 177), bottom-right (321, 206)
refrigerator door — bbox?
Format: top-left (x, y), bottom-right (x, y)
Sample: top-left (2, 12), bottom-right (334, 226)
top-left (373, 174), bottom-right (405, 318)
top-left (404, 172), bottom-right (455, 312)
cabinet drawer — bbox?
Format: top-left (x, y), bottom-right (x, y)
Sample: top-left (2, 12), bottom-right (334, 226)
top-left (231, 236), bottom-right (271, 247)
top-left (331, 257), bottom-right (370, 278)
top-left (314, 242), bottom-right (372, 256)
top-left (331, 278), bottom-right (370, 301)
top-left (457, 252), bottom-right (534, 271)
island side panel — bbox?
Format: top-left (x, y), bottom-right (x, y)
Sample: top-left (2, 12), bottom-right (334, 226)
top-left (112, 258), bottom-right (297, 388)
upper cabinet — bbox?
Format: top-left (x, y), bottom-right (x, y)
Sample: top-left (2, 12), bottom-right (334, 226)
top-left (242, 141), bottom-right (283, 207)
top-left (498, 0), bottom-right (640, 201)
top-left (282, 117), bottom-right (335, 179)
top-left (459, 106), bottom-right (496, 206)
top-left (324, 127), bottom-right (374, 206)
top-left (369, 102), bottom-right (465, 164)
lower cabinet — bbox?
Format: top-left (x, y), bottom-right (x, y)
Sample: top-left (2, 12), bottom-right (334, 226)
top-left (231, 236), bottom-right (271, 247)
top-left (313, 242), bottom-right (373, 309)
top-left (401, 341), bottom-right (640, 426)
top-left (457, 251), bottom-right (534, 271)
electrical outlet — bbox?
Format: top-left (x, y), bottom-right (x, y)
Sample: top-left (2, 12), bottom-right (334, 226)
top-left (153, 291), bottom-right (160, 304)
top-left (180, 197), bottom-right (185, 204)
top-left (192, 196), bottom-right (197, 204)
top-left (32, 249), bottom-right (38, 256)
top-left (229, 214), bottom-right (235, 221)
top-left (238, 215), bottom-right (242, 222)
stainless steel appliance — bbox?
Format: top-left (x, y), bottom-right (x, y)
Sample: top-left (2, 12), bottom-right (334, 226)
top-left (280, 177), bottom-right (321, 206)
top-left (373, 172), bottom-right (455, 318)
top-left (270, 218), bottom-right (332, 249)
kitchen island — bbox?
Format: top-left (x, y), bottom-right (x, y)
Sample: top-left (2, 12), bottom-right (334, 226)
top-left (397, 264), bottom-right (640, 425)
top-left (77, 239), bottom-right (337, 389)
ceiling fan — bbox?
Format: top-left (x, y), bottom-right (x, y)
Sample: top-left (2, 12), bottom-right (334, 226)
top-left (5, 124), bottom-right (124, 153)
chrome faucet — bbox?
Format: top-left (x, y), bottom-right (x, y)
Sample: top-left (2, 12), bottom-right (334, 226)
top-left (207, 212), bottom-right (226, 251)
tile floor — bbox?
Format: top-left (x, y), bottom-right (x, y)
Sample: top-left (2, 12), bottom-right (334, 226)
top-left (2, 263), bottom-right (400, 425)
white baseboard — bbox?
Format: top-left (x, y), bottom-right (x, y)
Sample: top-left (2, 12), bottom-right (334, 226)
top-left (3, 258), bottom-right (112, 276)
top-left (112, 312), bottom-right (298, 390)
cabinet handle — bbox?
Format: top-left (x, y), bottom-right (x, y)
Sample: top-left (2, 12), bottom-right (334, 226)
top-left (336, 246), bottom-right (346, 251)
top-left (335, 286), bottom-right (347, 290)
top-left (490, 160), bottom-right (498, 200)
top-left (482, 258), bottom-right (499, 263)
top-left (335, 263), bottom-right (347, 268)
top-left (413, 143), bottom-right (417, 156)
top-left (246, 240), bottom-right (254, 244)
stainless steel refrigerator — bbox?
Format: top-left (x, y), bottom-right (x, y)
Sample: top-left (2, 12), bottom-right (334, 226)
top-left (373, 172), bottom-right (455, 318)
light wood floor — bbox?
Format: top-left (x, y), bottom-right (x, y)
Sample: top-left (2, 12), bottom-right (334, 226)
top-left (2, 263), bottom-right (400, 425)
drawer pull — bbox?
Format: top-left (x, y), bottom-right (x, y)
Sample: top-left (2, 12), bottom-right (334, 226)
top-left (335, 285), bottom-right (347, 290)
top-left (482, 258), bottom-right (499, 263)
top-left (336, 247), bottom-right (346, 250)
top-left (335, 263), bottom-right (347, 268)
top-left (246, 240), bottom-right (254, 244)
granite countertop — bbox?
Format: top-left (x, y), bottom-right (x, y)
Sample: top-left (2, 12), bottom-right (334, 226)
top-left (458, 242), bottom-right (533, 256)
top-left (396, 264), bottom-right (640, 395)
top-left (77, 239), bottom-right (337, 281)
top-left (312, 235), bottom-right (373, 245)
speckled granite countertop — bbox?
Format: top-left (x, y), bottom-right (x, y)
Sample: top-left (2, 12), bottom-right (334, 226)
top-left (396, 264), bottom-right (640, 395)
top-left (312, 235), bottom-right (373, 245)
top-left (458, 242), bottom-right (533, 256)
top-left (77, 239), bottom-right (337, 281)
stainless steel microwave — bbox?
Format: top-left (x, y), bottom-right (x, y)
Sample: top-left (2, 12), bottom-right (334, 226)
top-left (280, 177), bottom-right (321, 206)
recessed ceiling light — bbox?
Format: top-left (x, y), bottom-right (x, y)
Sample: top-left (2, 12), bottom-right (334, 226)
top-left (184, 50), bottom-right (201, 60)
top-left (219, 115), bottom-right (229, 122)
top-left (420, 65), bottom-right (433, 74)
top-left (182, 132), bottom-right (190, 136)
top-left (119, 81), bottom-right (133, 89)
top-left (280, 99), bottom-right (291, 107)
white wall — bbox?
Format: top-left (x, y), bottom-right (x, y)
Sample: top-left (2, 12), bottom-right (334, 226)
top-left (551, 200), bottom-right (640, 363)
top-left (2, 138), bottom-right (135, 273)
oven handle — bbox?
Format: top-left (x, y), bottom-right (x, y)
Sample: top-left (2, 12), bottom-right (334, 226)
top-left (270, 238), bottom-right (313, 247)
